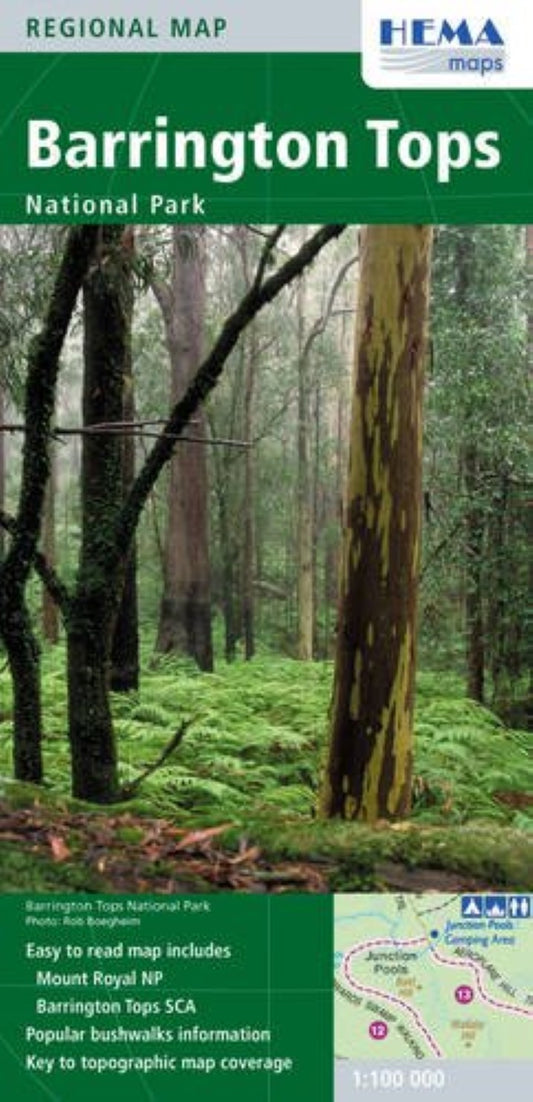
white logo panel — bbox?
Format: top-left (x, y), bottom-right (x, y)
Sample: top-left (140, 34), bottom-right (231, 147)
top-left (362, 0), bottom-right (533, 88)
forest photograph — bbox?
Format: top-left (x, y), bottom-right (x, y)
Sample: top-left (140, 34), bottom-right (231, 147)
top-left (0, 222), bottom-right (531, 894)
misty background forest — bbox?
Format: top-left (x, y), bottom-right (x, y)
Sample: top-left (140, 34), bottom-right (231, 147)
top-left (0, 223), bottom-right (531, 893)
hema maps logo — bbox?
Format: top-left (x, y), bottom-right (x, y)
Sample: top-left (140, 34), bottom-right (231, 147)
top-left (362, 1), bottom-right (532, 88)
top-left (380, 15), bottom-right (505, 76)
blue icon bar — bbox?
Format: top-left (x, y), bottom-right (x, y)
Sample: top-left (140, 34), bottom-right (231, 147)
top-left (460, 895), bottom-right (531, 919)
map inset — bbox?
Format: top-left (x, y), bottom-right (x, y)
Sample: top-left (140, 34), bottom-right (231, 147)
top-left (335, 894), bottom-right (533, 1060)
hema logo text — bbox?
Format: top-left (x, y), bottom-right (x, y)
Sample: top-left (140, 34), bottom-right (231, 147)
top-left (379, 17), bottom-right (505, 76)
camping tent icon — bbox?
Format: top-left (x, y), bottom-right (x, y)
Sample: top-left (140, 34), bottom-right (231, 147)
top-left (461, 896), bottom-right (483, 917)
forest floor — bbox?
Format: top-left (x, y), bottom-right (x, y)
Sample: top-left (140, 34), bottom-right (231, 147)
top-left (0, 651), bottom-right (531, 893)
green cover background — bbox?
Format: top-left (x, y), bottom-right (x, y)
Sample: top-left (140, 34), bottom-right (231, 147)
top-left (0, 54), bottom-right (531, 222)
top-left (0, 44), bottom-right (531, 1102)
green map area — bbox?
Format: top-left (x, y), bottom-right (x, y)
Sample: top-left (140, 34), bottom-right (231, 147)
top-left (335, 894), bottom-right (533, 1061)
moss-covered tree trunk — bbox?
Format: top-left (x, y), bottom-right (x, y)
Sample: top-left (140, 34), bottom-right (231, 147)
top-left (41, 449), bottom-right (59, 644)
top-left (0, 384), bottom-right (5, 562)
top-left (110, 319), bottom-right (139, 693)
top-left (0, 225), bottom-right (98, 783)
top-left (1, 600), bottom-right (42, 780)
top-left (66, 226), bottom-right (133, 802)
top-left (67, 593), bottom-right (118, 801)
top-left (320, 225), bottom-right (433, 822)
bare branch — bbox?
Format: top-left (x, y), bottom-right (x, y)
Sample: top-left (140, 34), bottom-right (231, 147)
top-left (149, 274), bottom-right (172, 320)
top-left (252, 226), bottom-right (287, 291)
top-left (0, 421), bottom-right (248, 447)
top-left (302, 254), bottom-right (357, 361)
top-left (119, 717), bottom-right (196, 799)
top-left (420, 519), bottom-right (465, 580)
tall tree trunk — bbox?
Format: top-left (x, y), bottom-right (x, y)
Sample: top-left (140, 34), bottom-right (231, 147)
top-left (110, 540), bottom-right (139, 691)
top-left (297, 277), bottom-right (314, 660)
top-left (2, 601), bottom-right (42, 780)
top-left (111, 327), bottom-right (140, 693)
top-left (240, 232), bottom-right (257, 662)
top-left (67, 226), bottom-right (133, 802)
top-left (41, 449), bottom-right (59, 644)
top-left (155, 227), bottom-right (213, 671)
top-left (236, 227), bottom-right (257, 661)
top-left (320, 225), bottom-right (433, 822)
top-left (527, 227), bottom-right (533, 703)
top-left (454, 229), bottom-right (486, 703)
top-left (464, 446), bottom-right (485, 702)
top-left (242, 347), bottom-right (256, 660)
top-left (219, 484), bottom-right (240, 662)
top-left (488, 468), bottom-right (510, 710)
top-left (0, 384), bottom-right (5, 562)
top-left (67, 593), bottom-right (118, 801)
top-left (528, 226), bottom-right (533, 351)
top-left (312, 381), bottom-right (321, 657)
top-left (282, 425), bottom-right (295, 648)
top-left (323, 368), bottom-right (349, 656)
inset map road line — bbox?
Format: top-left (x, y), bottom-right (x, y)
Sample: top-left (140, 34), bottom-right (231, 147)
top-left (341, 937), bottom-right (444, 1058)
top-left (430, 949), bottom-right (533, 1019)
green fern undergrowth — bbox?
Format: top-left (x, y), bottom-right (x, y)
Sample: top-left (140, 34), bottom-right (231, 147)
top-left (0, 647), bottom-right (530, 835)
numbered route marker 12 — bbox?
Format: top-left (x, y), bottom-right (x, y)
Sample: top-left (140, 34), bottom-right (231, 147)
top-left (368, 1021), bottom-right (389, 1041)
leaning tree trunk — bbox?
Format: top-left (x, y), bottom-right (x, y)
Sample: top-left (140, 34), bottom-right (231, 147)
top-left (155, 227), bottom-right (213, 671)
top-left (66, 226), bottom-right (133, 802)
top-left (320, 225), bottom-right (433, 822)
